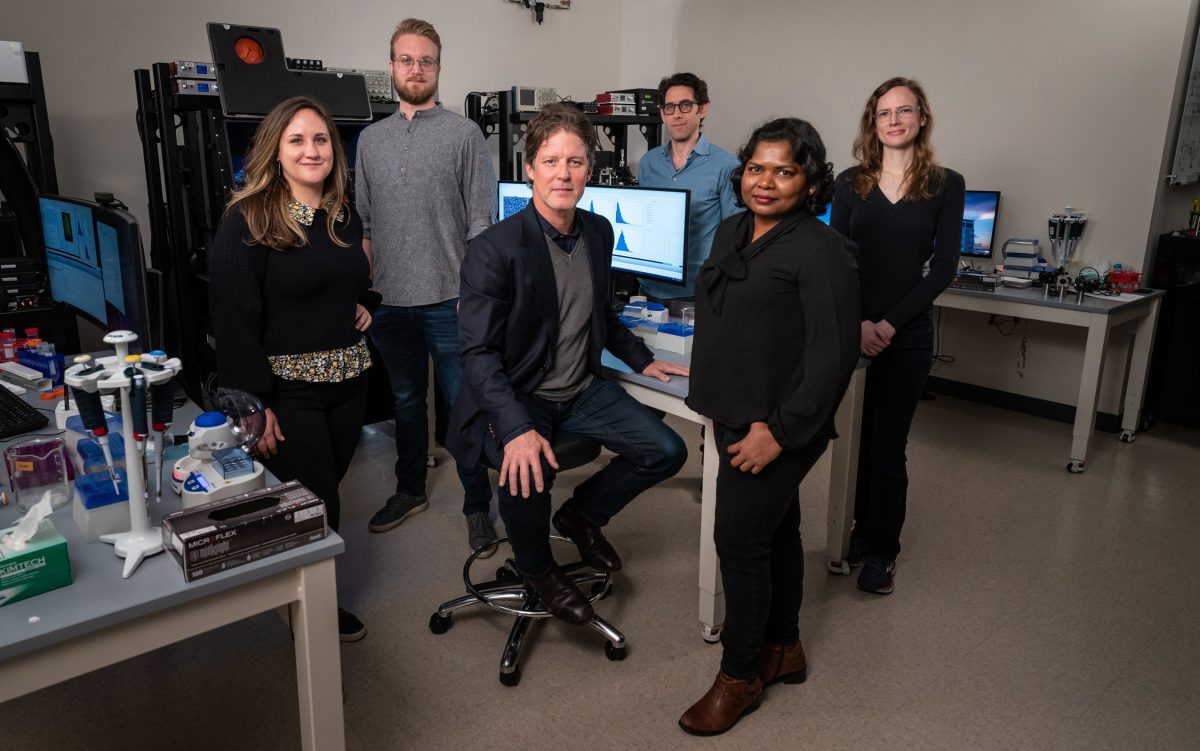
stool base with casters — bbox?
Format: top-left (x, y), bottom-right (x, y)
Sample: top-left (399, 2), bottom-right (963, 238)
top-left (429, 534), bottom-right (627, 687)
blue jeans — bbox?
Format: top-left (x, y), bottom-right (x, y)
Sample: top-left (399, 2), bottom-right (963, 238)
top-left (370, 300), bottom-right (491, 516)
top-left (482, 377), bottom-right (687, 576)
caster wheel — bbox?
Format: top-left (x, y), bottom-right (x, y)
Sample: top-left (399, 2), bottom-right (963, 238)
top-left (429, 612), bottom-right (452, 634)
top-left (605, 641), bottom-right (627, 661)
top-left (496, 565), bottom-right (519, 581)
top-left (701, 624), bottom-right (722, 644)
top-left (499, 666), bottom-right (521, 687)
top-left (1066, 460), bottom-right (1086, 474)
top-left (1119, 430), bottom-right (1136, 444)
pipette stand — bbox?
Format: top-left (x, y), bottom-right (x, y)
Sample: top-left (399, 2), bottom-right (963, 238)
top-left (64, 331), bottom-right (182, 578)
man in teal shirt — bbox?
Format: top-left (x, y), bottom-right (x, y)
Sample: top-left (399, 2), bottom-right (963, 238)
top-left (638, 72), bottom-right (742, 301)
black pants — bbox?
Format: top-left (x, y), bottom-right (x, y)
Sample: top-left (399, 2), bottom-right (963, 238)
top-left (853, 334), bottom-right (934, 560)
top-left (260, 375), bottom-right (368, 532)
top-left (713, 422), bottom-right (828, 680)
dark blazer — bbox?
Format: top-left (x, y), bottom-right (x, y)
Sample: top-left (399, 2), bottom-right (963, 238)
top-left (447, 204), bottom-right (655, 467)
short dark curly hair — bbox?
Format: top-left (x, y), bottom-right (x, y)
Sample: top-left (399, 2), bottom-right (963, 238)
top-left (731, 118), bottom-right (835, 216)
top-left (657, 72), bottom-right (710, 106)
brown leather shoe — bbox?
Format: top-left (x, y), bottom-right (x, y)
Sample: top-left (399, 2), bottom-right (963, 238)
top-left (678, 671), bottom-right (764, 736)
top-left (759, 640), bottom-right (808, 686)
top-left (527, 563), bottom-right (594, 625)
top-left (552, 500), bottom-right (622, 572)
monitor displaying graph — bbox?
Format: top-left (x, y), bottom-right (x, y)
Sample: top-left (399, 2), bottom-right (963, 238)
top-left (498, 181), bottom-right (691, 285)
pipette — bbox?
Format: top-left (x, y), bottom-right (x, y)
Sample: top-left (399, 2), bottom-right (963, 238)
top-left (143, 351), bottom-right (175, 502)
top-left (71, 380), bottom-right (120, 494)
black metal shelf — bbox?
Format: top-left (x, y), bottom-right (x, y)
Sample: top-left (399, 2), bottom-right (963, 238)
top-left (472, 94), bottom-right (662, 181)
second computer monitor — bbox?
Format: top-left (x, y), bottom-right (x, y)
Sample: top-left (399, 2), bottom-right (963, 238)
top-left (40, 195), bottom-right (152, 349)
top-left (962, 190), bottom-right (1000, 258)
top-left (497, 181), bottom-right (690, 286)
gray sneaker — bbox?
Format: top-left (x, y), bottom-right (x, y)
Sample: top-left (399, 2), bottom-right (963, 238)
top-left (467, 512), bottom-right (498, 559)
top-left (368, 492), bottom-right (429, 533)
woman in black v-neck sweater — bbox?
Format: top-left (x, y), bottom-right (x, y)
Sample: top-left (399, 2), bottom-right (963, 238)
top-left (680, 119), bottom-right (860, 737)
top-left (831, 77), bottom-right (965, 595)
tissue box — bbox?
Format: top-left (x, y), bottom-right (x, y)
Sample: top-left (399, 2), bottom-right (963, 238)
top-left (0, 518), bottom-right (72, 607)
top-left (161, 480), bottom-right (327, 582)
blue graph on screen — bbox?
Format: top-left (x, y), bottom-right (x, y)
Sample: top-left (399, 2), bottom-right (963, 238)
top-left (503, 195), bottom-right (531, 218)
top-left (616, 231), bottom-right (631, 252)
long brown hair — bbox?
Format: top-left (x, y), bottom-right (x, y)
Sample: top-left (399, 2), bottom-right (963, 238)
top-left (850, 77), bottom-right (944, 202)
top-left (224, 96), bottom-right (350, 249)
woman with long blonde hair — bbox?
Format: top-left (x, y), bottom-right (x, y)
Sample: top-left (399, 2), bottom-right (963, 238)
top-left (830, 77), bottom-right (964, 595)
top-left (210, 96), bottom-right (375, 640)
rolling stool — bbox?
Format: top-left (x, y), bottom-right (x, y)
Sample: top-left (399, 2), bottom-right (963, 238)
top-left (428, 430), bottom-right (628, 686)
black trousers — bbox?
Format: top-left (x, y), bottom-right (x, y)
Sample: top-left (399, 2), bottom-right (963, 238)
top-left (713, 422), bottom-right (828, 680)
top-left (853, 333), bottom-right (934, 560)
top-left (260, 374), bottom-right (368, 532)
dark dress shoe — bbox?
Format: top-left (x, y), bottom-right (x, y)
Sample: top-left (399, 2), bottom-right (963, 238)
top-left (527, 563), bottom-right (594, 624)
top-left (552, 501), bottom-right (622, 572)
top-left (678, 671), bottom-right (764, 736)
top-left (759, 640), bottom-right (807, 686)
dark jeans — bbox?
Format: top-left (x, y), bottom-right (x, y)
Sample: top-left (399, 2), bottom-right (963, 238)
top-left (482, 377), bottom-right (687, 576)
top-left (370, 301), bottom-right (491, 515)
top-left (853, 333), bottom-right (935, 560)
top-left (713, 422), bottom-right (828, 680)
top-left (261, 375), bottom-right (368, 532)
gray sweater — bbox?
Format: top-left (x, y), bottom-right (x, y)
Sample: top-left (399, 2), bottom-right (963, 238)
top-left (355, 105), bottom-right (497, 306)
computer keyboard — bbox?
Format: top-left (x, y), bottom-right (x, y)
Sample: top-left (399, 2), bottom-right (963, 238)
top-left (0, 383), bottom-right (49, 439)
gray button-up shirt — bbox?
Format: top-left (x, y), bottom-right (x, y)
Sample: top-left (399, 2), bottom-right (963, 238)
top-left (355, 104), bottom-right (497, 306)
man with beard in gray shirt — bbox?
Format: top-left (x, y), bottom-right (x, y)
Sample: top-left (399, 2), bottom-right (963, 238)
top-left (355, 18), bottom-right (497, 556)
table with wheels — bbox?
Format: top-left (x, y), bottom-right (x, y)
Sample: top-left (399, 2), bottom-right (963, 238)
top-left (934, 286), bottom-right (1163, 473)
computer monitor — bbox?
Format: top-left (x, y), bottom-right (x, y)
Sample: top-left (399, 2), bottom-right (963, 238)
top-left (962, 190), bottom-right (1000, 258)
top-left (497, 181), bottom-right (691, 285)
top-left (40, 195), bottom-right (152, 349)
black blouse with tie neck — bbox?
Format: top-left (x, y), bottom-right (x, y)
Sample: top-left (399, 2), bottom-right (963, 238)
top-left (686, 210), bottom-right (861, 451)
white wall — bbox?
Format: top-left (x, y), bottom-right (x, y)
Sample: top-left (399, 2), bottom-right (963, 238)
top-left (3, 0), bottom-right (625, 231)
top-left (673, 0), bottom-right (1196, 412)
top-left (6, 0), bottom-right (1197, 411)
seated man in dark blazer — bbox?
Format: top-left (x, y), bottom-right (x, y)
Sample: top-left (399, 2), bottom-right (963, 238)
top-left (448, 103), bottom-right (690, 624)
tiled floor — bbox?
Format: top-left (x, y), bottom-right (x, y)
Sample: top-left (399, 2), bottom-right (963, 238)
top-left (3, 394), bottom-right (1198, 749)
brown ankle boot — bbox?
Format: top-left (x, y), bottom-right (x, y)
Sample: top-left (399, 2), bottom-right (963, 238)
top-left (758, 640), bottom-right (808, 686)
top-left (678, 671), bottom-right (764, 736)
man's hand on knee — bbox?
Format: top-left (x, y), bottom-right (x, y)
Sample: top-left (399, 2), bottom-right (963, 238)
top-left (500, 430), bottom-right (559, 498)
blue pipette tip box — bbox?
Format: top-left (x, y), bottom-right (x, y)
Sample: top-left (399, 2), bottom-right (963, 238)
top-left (75, 467), bottom-right (130, 509)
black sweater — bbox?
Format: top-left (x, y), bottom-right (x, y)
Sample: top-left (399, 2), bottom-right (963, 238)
top-left (831, 167), bottom-right (965, 347)
top-left (209, 204), bottom-right (371, 401)
top-left (686, 211), bottom-right (861, 451)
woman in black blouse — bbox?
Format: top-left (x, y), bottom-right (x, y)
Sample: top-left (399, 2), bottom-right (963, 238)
top-left (830, 78), bottom-right (965, 595)
top-left (210, 96), bottom-right (373, 641)
top-left (679, 119), bottom-right (860, 736)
